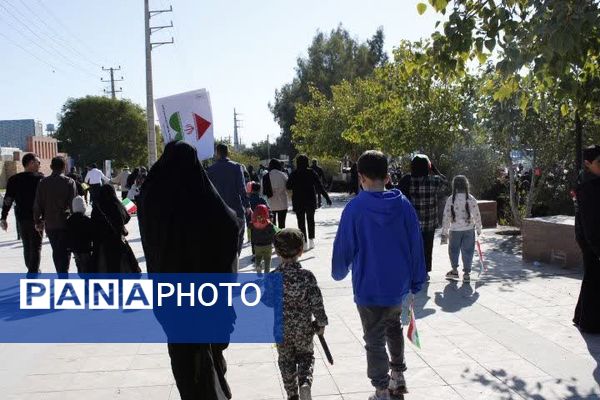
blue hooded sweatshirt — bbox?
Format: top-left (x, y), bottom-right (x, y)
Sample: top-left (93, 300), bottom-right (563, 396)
top-left (332, 189), bottom-right (426, 306)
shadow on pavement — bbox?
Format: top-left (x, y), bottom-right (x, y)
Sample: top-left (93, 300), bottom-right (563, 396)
top-left (433, 280), bottom-right (480, 313)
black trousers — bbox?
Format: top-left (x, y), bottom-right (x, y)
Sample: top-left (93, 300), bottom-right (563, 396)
top-left (46, 229), bottom-right (71, 273)
top-left (18, 219), bottom-right (42, 273)
top-left (574, 245), bottom-right (600, 333)
top-left (89, 184), bottom-right (101, 204)
top-left (271, 210), bottom-right (287, 229)
top-left (121, 190), bottom-right (129, 200)
top-left (168, 343), bottom-right (231, 400)
top-left (296, 209), bottom-right (316, 241)
top-left (421, 229), bottom-right (435, 272)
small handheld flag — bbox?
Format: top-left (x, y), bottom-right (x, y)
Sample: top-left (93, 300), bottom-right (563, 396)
top-left (476, 239), bottom-right (486, 275)
top-left (122, 198), bottom-right (137, 214)
top-left (407, 302), bottom-right (421, 349)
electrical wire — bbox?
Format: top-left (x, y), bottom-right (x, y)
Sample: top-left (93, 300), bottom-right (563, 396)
top-left (15, 0), bottom-right (103, 68)
top-left (0, 2), bottom-right (101, 79)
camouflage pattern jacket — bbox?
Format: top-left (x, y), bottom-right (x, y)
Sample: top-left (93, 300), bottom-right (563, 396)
top-left (275, 261), bottom-right (328, 345)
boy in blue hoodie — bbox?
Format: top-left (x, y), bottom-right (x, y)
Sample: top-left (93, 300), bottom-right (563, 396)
top-left (332, 150), bottom-right (426, 400)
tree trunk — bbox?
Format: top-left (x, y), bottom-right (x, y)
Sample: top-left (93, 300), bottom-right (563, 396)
top-left (505, 136), bottom-right (522, 227)
top-left (575, 110), bottom-right (583, 175)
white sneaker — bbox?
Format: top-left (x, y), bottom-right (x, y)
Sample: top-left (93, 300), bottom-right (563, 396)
top-left (299, 383), bottom-right (312, 400)
top-left (308, 239), bottom-right (315, 249)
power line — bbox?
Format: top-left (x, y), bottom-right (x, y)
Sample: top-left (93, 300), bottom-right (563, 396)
top-left (0, 2), bottom-right (100, 79)
top-left (0, 30), bottom-right (60, 72)
top-left (33, 0), bottom-right (104, 64)
top-left (14, 0), bottom-right (103, 68)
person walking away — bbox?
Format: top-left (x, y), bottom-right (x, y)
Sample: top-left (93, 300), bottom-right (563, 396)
top-left (112, 166), bottom-right (131, 199)
top-left (349, 162), bottom-right (359, 195)
top-left (311, 159), bottom-right (326, 208)
top-left (250, 204), bottom-right (278, 274)
top-left (440, 176), bottom-right (482, 282)
top-left (247, 165), bottom-right (258, 182)
top-left (85, 163), bottom-right (109, 204)
top-left (332, 150), bottom-right (426, 400)
top-left (66, 196), bottom-right (94, 273)
top-left (67, 167), bottom-right (85, 197)
top-left (287, 155), bottom-right (332, 250)
top-left (263, 159), bottom-right (289, 229)
top-left (573, 145), bottom-right (600, 333)
top-left (138, 141), bottom-right (240, 400)
top-left (33, 156), bottom-right (77, 274)
top-left (127, 172), bottom-right (147, 205)
top-left (1, 153), bottom-right (44, 273)
top-left (246, 182), bottom-right (268, 257)
top-left (91, 185), bottom-right (138, 273)
top-left (399, 154), bottom-right (447, 280)
top-left (207, 144), bottom-right (250, 256)
top-left (271, 228), bottom-right (328, 400)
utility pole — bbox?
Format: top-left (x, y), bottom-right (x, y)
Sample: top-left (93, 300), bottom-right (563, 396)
top-left (233, 108), bottom-right (243, 151)
top-left (267, 134), bottom-right (270, 160)
top-left (101, 66), bottom-right (123, 99)
top-left (145, 0), bottom-right (174, 166)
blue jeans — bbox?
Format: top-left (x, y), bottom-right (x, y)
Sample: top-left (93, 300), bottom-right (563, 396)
top-left (448, 229), bottom-right (475, 273)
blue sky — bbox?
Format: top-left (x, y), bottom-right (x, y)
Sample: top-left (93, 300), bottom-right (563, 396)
top-left (0, 0), bottom-right (441, 145)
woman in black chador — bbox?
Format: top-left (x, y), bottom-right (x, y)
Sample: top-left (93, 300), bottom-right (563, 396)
top-left (91, 184), bottom-right (139, 273)
top-left (574, 145), bottom-right (600, 333)
top-left (138, 141), bottom-right (240, 400)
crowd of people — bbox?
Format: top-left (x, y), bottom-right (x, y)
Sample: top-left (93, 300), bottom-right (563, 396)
top-left (0, 155), bottom-right (142, 274)
top-left (1, 142), bottom-right (599, 400)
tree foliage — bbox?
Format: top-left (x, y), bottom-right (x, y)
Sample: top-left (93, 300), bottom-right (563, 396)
top-left (55, 96), bottom-right (149, 168)
top-left (270, 25), bottom-right (388, 157)
top-left (292, 42), bottom-right (471, 160)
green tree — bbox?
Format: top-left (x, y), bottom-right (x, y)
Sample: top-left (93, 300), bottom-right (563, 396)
top-left (55, 96), bottom-right (148, 168)
top-left (270, 25), bottom-right (388, 157)
top-left (293, 41), bottom-right (470, 160)
top-left (420, 0), bottom-right (600, 171)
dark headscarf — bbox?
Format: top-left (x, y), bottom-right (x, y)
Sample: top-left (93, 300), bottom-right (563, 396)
top-left (92, 184), bottom-right (130, 236)
top-left (138, 141), bottom-right (239, 273)
top-left (296, 154), bottom-right (309, 170)
top-left (268, 158), bottom-right (282, 171)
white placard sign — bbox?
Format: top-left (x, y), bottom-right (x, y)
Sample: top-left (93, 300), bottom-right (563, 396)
top-left (155, 89), bottom-right (215, 160)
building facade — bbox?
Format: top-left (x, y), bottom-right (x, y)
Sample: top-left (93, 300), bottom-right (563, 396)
top-left (0, 119), bottom-right (43, 150)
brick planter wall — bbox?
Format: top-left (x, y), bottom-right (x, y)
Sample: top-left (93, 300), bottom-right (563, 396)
top-left (522, 215), bottom-right (583, 268)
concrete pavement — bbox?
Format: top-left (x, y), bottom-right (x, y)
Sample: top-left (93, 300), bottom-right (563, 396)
top-left (0, 194), bottom-right (598, 399)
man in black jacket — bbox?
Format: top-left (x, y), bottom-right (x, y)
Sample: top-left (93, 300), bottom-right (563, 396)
top-left (1, 153), bottom-right (44, 273)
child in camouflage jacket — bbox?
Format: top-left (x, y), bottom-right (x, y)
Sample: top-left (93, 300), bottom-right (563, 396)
top-left (273, 228), bottom-right (328, 400)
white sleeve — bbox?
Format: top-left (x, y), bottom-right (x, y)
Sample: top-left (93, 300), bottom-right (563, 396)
top-left (470, 196), bottom-right (483, 234)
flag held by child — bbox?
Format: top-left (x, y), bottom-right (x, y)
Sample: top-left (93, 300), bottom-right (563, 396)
top-left (407, 302), bottom-right (421, 349)
top-left (122, 198), bottom-right (137, 214)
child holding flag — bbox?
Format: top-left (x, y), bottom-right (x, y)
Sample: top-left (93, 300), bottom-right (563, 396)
top-left (273, 228), bottom-right (328, 400)
top-left (440, 175), bottom-right (483, 282)
top-left (332, 150), bottom-right (426, 400)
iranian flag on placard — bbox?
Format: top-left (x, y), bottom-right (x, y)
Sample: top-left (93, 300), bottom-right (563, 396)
top-left (122, 198), bottom-right (137, 214)
top-left (407, 303), bottom-right (421, 349)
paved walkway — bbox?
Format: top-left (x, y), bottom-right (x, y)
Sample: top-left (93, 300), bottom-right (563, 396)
top-left (0, 195), bottom-right (598, 399)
